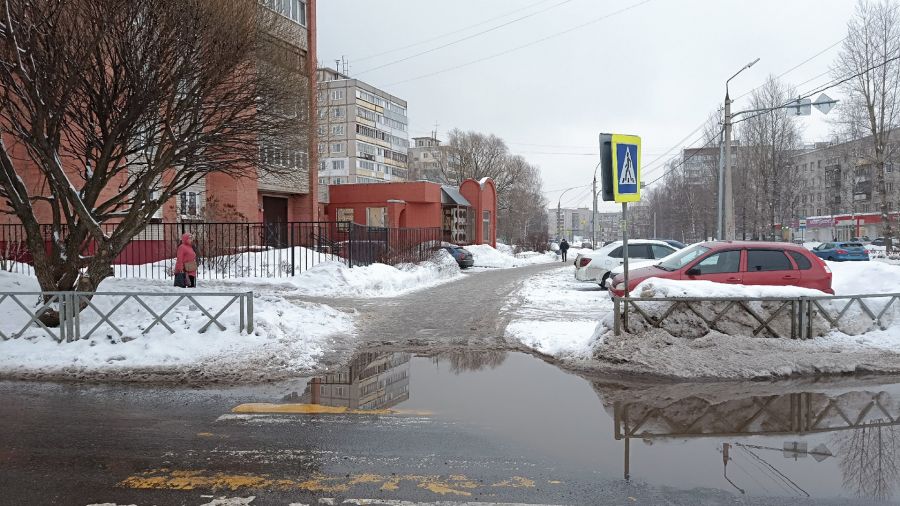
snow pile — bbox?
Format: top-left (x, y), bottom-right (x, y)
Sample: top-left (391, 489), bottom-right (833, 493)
top-left (0, 272), bottom-right (353, 383)
top-left (467, 244), bottom-right (592, 269)
top-left (286, 250), bottom-right (462, 298)
top-left (504, 266), bottom-right (609, 359)
top-left (830, 260), bottom-right (900, 294)
top-left (634, 277), bottom-right (829, 298)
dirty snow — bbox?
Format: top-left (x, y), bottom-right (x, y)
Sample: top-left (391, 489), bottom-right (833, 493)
top-left (508, 259), bottom-right (900, 380)
top-left (504, 266), bottom-right (608, 358)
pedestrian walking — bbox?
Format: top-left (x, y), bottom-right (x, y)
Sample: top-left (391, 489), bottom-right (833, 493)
top-left (559, 238), bottom-right (570, 262)
top-left (174, 233), bottom-right (198, 288)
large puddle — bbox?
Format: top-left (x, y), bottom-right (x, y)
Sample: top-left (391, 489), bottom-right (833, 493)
top-left (293, 349), bottom-right (900, 503)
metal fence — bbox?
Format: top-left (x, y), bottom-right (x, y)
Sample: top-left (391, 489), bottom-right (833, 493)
top-left (0, 222), bottom-right (446, 280)
top-left (613, 292), bottom-right (900, 339)
top-left (0, 291), bottom-right (253, 343)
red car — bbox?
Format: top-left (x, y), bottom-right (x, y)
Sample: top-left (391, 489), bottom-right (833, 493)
top-left (609, 241), bottom-right (834, 296)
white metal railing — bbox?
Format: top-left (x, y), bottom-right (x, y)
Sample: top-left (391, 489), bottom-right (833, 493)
top-left (0, 291), bottom-right (253, 343)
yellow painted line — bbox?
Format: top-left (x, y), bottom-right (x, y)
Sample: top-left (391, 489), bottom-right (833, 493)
top-left (230, 403), bottom-right (430, 416)
top-left (119, 469), bottom-right (534, 498)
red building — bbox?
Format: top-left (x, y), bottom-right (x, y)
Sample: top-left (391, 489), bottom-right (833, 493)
top-left (326, 178), bottom-right (497, 247)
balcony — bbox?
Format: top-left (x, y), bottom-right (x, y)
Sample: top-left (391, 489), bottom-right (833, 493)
top-left (258, 166), bottom-right (310, 195)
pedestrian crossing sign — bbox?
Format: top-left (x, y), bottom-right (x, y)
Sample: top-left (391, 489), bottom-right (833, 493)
top-left (611, 134), bottom-right (641, 203)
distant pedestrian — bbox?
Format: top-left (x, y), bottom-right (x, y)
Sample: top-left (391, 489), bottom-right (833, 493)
top-left (559, 238), bottom-right (570, 262)
top-left (175, 233), bottom-right (198, 288)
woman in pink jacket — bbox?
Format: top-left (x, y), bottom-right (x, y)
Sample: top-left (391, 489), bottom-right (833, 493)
top-left (174, 233), bottom-right (198, 288)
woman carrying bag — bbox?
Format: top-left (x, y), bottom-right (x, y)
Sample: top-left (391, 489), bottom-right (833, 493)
top-left (174, 233), bottom-right (198, 288)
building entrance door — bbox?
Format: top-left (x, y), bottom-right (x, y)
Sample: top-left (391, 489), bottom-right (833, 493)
top-left (263, 196), bottom-right (289, 248)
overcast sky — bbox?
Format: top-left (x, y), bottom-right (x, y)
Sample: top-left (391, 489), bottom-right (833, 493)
top-left (317, 0), bottom-right (856, 212)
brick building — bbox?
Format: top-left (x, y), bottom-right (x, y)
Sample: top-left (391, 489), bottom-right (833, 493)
top-left (2, 0), bottom-right (319, 227)
top-left (326, 178), bottom-right (497, 247)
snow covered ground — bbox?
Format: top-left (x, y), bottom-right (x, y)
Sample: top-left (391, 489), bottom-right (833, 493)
top-left (467, 243), bottom-right (591, 269)
top-left (0, 271), bottom-right (353, 383)
top-left (507, 259), bottom-right (900, 380)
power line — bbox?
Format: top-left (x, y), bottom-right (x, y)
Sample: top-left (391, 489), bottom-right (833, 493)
top-left (734, 38), bottom-right (847, 102)
top-left (384, 0), bottom-right (653, 87)
top-left (355, 0), bottom-right (576, 76)
top-left (352, 0), bottom-right (554, 63)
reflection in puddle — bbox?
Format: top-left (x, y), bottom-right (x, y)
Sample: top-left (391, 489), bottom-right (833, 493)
top-left (288, 352), bottom-right (411, 411)
top-left (596, 379), bottom-right (900, 502)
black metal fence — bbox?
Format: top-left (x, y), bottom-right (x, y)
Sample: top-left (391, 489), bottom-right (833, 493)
top-left (0, 222), bottom-right (445, 280)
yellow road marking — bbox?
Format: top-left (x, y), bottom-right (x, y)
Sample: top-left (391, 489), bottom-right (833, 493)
top-left (230, 403), bottom-right (430, 416)
top-left (120, 469), bottom-right (534, 497)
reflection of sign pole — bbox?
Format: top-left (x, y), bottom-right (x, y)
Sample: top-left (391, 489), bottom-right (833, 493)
top-left (600, 133), bottom-right (642, 329)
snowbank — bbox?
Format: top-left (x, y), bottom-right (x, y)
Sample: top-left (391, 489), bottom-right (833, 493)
top-left (467, 244), bottom-right (592, 269)
top-left (507, 259), bottom-right (900, 380)
top-left (0, 272), bottom-right (353, 383)
top-left (504, 266), bottom-right (608, 359)
top-left (284, 250), bottom-right (462, 298)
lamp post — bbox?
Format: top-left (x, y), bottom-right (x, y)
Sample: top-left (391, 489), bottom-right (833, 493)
top-left (592, 160), bottom-right (602, 248)
top-left (557, 186), bottom-right (579, 241)
top-left (723, 57), bottom-right (760, 241)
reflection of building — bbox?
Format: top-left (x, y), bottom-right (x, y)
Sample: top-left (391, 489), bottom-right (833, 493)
top-left (301, 352), bottom-right (411, 410)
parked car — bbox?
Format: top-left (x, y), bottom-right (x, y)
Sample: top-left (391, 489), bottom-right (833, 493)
top-left (811, 241), bottom-right (870, 262)
top-left (851, 236), bottom-right (872, 244)
top-left (652, 238), bottom-right (687, 249)
top-left (871, 237), bottom-right (886, 247)
top-left (441, 244), bottom-right (474, 268)
top-left (608, 241), bottom-right (834, 296)
top-left (573, 239), bottom-right (679, 289)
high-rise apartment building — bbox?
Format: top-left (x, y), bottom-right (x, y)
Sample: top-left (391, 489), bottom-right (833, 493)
top-left (316, 68), bottom-right (409, 190)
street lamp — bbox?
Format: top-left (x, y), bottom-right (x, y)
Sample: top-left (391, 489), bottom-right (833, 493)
top-left (722, 57), bottom-right (760, 240)
top-left (592, 160), bottom-right (602, 248)
top-left (557, 186), bottom-right (580, 241)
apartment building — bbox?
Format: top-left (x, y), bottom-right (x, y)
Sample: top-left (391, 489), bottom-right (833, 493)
top-left (793, 137), bottom-right (900, 240)
top-left (407, 135), bottom-right (461, 183)
top-left (316, 68), bottom-right (409, 191)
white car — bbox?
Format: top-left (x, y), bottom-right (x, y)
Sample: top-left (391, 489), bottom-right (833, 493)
top-left (573, 239), bottom-right (679, 288)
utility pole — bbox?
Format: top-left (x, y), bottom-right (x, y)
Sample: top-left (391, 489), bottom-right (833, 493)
top-left (723, 58), bottom-right (760, 241)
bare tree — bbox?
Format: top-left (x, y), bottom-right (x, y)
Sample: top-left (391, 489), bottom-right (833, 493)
top-left (833, 0), bottom-right (900, 251)
top-left (833, 423), bottom-right (900, 501)
top-left (737, 76), bottom-right (802, 240)
top-left (0, 0), bottom-right (308, 322)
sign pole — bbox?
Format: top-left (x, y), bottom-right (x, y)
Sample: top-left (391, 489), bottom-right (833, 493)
top-left (622, 201), bottom-right (629, 330)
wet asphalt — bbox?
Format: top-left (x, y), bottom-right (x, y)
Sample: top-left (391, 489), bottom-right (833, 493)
top-left (1, 261), bottom-right (897, 505)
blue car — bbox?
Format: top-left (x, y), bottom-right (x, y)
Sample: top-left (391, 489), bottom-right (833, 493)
top-left (811, 241), bottom-right (870, 261)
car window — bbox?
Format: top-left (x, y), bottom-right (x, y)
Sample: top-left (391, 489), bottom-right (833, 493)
top-left (747, 249), bottom-right (793, 272)
top-left (651, 244), bottom-right (675, 259)
top-left (608, 246), bottom-right (623, 258)
top-left (657, 244), bottom-right (710, 271)
top-left (626, 244), bottom-right (653, 259)
top-left (787, 251), bottom-right (812, 270)
top-left (695, 250), bottom-right (741, 274)
top-left (840, 242), bottom-right (863, 248)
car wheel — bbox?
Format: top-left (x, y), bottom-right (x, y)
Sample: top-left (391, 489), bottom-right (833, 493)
top-left (600, 273), bottom-right (610, 291)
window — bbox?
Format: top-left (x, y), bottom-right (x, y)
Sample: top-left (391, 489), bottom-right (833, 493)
top-left (318, 142), bottom-right (326, 153)
top-left (331, 142), bottom-right (344, 153)
top-left (330, 89), bottom-right (344, 101)
top-left (787, 251), bottom-right (813, 270)
top-left (625, 244), bottom-right (653, 259)
top-left (179, 192), bottom-right (199, 216)
top-left (695, 250), bottom-right (741, 274)
top-left (483, 211), bottom-right (491, 242)
top-left (317, 125), bottom-right (326, 136)
top-left (657, 244), bottom-right (710, 271)
top-left (332, 107), bottom-right (344, 118)
top-left (331, 125), bottom-right (345, 136)
top-left (336, 208), bottom-right (354, 231)
top-left (651, 244), bottom-right (675, 259)
top-left (747, 250), bottom-right (793, 272)
top-left (331, 160), bottom-right (345, 171)
top-left (318, 161), bottom-right (326, 171)
top-left (367, 207), bottom-right (387, 227)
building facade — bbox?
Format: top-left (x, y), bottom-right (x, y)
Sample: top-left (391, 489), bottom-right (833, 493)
top-left (316, 68), bottom-right (409, 191)
top-left (1, 0), bottom-right (320, 227)
top-left (793, 137), bottom-right (900, 241)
